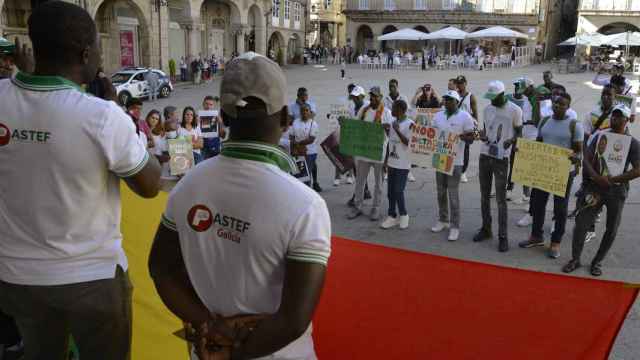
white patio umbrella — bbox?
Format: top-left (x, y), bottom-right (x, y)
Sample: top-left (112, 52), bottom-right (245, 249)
top-left (558, 33), bottom-right (606, 47)
top-left (423, 27), bottom-right (468, 56)
top-left (465, 26), bottom-right (529, 39)
top-left (377, 28), bottom-right (430, 41)
top-left (605, 32), bottom-right (640, 47)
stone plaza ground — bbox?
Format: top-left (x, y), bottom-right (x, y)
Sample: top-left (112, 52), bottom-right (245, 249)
top-left (146, 64), bottom-right (640, 359)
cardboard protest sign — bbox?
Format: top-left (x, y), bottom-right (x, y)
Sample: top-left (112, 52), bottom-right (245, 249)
top-left (293, 156), bottom-right (311, 183)
top-left (321, 131), bottom-right (355, 174)
top-left (339, 118), bottom-right (386, 162)
top-left (168, 138), bottom-right (194, 176)
top-left (593, 132), bottom-right (631, 177)
top-left (199, 110), bottom-right (220, 154)
top-left (512, 139), bottom-right (572, 197)
top-left (408, 124), bottom-right (459, 175)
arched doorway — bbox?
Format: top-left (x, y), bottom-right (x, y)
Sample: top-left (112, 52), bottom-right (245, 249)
top-left (268, 31), bottom-right (284, 65)
top-left (599, 22), bottom-right (640, 35)
top-left (246, 4), bottom-right (263, 53)
top-left (200, 0), bottom-right (241, 60)
top-left (95, 0), bottom-right (150, 74)
top-left (380, 24), bottom-right (397, 52)
top-left (1, 0), bottom-right (32, 47)
top-left (355, 24), bottom-right (373, 55)
top-left (287, 33), bottom-right (301, 64)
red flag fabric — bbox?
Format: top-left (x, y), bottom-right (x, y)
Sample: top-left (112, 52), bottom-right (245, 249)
top-left (313, 237), bottom-right (637, 360)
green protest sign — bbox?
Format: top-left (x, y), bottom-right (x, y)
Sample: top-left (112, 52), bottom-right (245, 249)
top-left (339, 118), bottom-right (386, 162)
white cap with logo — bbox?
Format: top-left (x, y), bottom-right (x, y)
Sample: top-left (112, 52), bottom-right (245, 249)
top-left (612, 103), bottom-right (632, 118)
top-left (220, 52), bottom-right (287, 118)
top-left (484, 80), bottom-right (506, 100)
top-left (443, 90), bottom-right (461, 103)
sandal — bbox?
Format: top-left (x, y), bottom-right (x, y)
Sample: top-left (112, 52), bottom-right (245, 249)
top-left (562, 259), bottom-right (581, 273)
top-left (590, 263), bottom-right (603, 277)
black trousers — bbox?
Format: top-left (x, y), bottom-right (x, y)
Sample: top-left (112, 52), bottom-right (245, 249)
top-left (571, 192), bottom-right (626, 265)
top-left (530, 172), bottom-right (575, 244)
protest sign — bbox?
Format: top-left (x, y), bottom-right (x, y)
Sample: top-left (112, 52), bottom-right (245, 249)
top-left (615, 94), bottom-right (633, 110)
top-left (168, 138), bottom-right (194, 176)
top-left (321, 131), bottom-right (355, 174)
top-left (199, 110), bottom-right (220, 154)
top-left (293, 156), bottom-right (311, 183)
top-left (512, 139), bottom-right (572, 197)
top-left (339, 118), bottom-right (386, 162)
top-left (413, 108), bottom-right (439, 126)
top-left (408, 124), bottom-right (459, 175)
top-left (593, 132), bottom-right (631, 177)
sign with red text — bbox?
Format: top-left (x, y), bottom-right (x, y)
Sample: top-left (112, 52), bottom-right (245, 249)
top-left (409, 125), bottom-right (460, 175)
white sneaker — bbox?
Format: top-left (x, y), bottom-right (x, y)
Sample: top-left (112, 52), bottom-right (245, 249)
top-left (448, 228), bottom-right (460, 241)
top-left (380, 216), bottom-right (399, 229)
top-left (506, 190), bottom-right (513, 201)
top-left (399, 215), bottom-right (409, 229)
top-left (346, 176), bottom-right (354, 184)
top-left (431, 221), bottom-right (449, 233)
top-left (333, 179), bottom-right (340, 186)
top-left (585, 231), bottom-right (597, 243)
top-left (513, 196), bottom-right (524, 205)
top-left (522, 195), bottom-right (530, 203)
top-left (408, 172), bottom-right (416, 182)
top-left (517, 214), bottom-right (532, 227)
top-left (460, 173), bottom-right (468, 183)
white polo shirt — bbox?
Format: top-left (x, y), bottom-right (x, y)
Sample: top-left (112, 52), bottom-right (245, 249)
top-left (161, 141), bottom-right (331, 360)
top-left (0, 72), bottom-right (149, 286)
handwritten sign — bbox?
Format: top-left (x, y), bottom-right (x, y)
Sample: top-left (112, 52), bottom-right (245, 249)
top-left (512, 139), bottom-right (572, 197)
top-left (408, 124), bottom-right (460, 175)
top-left (413, 108), bottom-right (439, 126)
top-left (339, 118), bottom-right (386, 162)
top-left (168, 138), bottom-right (194, 176)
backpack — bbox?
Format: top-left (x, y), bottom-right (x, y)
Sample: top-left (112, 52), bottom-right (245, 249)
top-left (538, 116), bottom-right (581, 173)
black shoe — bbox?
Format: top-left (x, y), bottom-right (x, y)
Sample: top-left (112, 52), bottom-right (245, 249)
top-left (590, 262), bottom-right (603, 277)
top-left (498, 237), bottom-right (509, 252)
top-left (313, 183), bottom-right (323, 193)
top-left (364, 189), bottom-right (372, 200)
top-left (347, 196), bottom-right (355, 207)
top-left (562, 259), bottom-right (581, 273)
top-left (473, 228), bottom-right (492, 242)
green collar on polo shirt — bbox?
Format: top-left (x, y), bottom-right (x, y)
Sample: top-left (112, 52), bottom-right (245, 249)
top-left (221, 141), bottom-right (297, 173)
top-left (12, 71), bottom-right (84, 92)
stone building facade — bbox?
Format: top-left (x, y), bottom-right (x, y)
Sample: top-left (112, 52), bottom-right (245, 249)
top-left (343, 0), bottom-right (542, 56)
top-left (308, 0), bottom-right (346, 48)
top-left (1, 0), bottom-right (308, 75)
top-left (577, 0), bottom-right (640, 35)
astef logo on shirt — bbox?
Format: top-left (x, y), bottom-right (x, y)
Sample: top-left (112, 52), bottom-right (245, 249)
top-left (0, 122), bottom-right (52, 146)
top-left (187, 204), bottom-right (251, 243)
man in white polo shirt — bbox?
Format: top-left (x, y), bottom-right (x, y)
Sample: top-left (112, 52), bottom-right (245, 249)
top-left (149, 52), bottom-right (331, 360)
top-left (0, 2), bottom-right (161, 359)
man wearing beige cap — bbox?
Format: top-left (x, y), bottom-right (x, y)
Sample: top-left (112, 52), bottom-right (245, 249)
top-left (149, 52), bottom-right (331, 360)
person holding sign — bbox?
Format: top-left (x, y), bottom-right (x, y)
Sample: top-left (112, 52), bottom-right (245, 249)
top-left (200, 95), bottom-right (226, 159)
top-left (455, 75), bottom-right (479, 184)
top-left (518, 92), bottom-right (584, 259)
top-left (291, 103), bottom-right (322, 192)
top-left (430, 91), bottom-right (476, 241)
top-left (348, 86), bottom-right (393, 221)
top-left (610, 75), bottom-right (636, 124)
top-left (381, 100), bottom-right (415, 230)
top-left (473, 81), bottom-right (523, 252)
top-left (179, 106), bottom-right (204, 164)
top-left (563, 104), bottom-right (640, 276)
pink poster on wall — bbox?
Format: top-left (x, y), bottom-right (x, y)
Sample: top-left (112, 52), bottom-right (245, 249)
top-left (120, 31), bottom-right (134, 67)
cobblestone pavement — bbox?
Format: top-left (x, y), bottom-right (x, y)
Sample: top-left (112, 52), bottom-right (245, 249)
top-left (147, 64), bottom-right (640, 359)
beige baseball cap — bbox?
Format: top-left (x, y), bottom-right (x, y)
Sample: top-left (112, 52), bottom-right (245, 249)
top-left (220, 52), bottom-right (287, 117)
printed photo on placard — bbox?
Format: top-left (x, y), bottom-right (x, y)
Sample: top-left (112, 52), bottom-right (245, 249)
top-left (199, 110), bottom-right (220, 153)
top-left (168, 138), bottom-right (194, 176)
top-left (595, 132), bottom-right (631, 177)
top-left (293, 156), bottom-right (311, 183)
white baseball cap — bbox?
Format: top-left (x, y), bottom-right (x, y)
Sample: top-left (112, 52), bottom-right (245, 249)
top-left (612, 103), bottom-right (631, 118)
top-left (484, 80), bottom-right (506, 100)
top-left (220, 52), bottom-right (287, 117)
top-left (350, 85), bottom-right (366, 97)
top-left (442, 90), bottom-right (461, 103)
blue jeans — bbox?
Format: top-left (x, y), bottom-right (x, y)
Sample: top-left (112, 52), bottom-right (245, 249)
top-left (387, 167), bottom-right (409, 217)
top-left (305, 154), bottom-right (318, 187)
top-left (193, 152), bottom-right (203, 165)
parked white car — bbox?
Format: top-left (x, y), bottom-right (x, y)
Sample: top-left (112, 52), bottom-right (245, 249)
top-left (111, 67), bottom-right (173, 105)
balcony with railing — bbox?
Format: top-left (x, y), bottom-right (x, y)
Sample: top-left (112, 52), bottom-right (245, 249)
top-left (345, 0), bottom-right (539, 13)
top-left (580, 0), bottom-right (640, 11)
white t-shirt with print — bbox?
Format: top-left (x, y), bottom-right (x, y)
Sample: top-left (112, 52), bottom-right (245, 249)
top-left (162, 153), bottom-right (331, 360)
top-left (291, 119), bottom-right (320, 155)
top-left (387, 118), bottom-right (415, 170)
top-left (432, 110), bottom-right (476, 166)
top-left (153, 135), bottom-right (178, 181)
top-left (0, 75), bottom-right (148, 286)
top-left (355, 104), bottom-right (394, 163)
top-left (481, 102), bottom-right (524, 160)
top-left (178, 126), bottom-right (202, 155)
